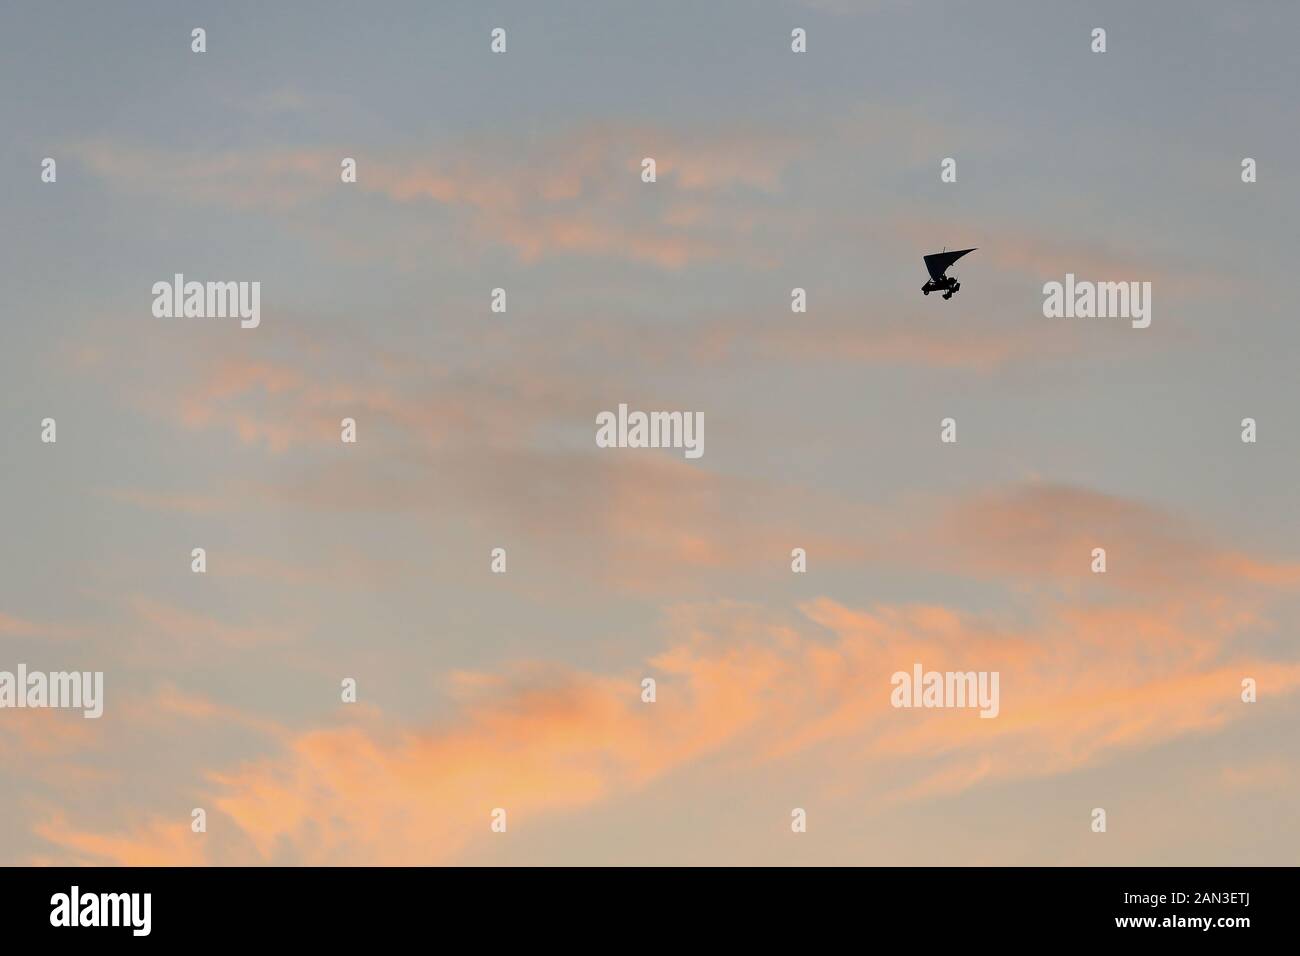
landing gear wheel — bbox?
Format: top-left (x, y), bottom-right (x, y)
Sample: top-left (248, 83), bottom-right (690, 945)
top-left (943, 292), bottom-right (952, 300)
top-left (923, 289), bottom-right (930, 295)
top-left (952, 283), bottom-right (960, 293)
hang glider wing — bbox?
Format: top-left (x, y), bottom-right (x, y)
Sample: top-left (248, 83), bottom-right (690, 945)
top-left (923, 248), bottom-right (976, 281)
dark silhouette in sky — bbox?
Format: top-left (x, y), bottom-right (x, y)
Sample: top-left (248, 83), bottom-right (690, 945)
top-left (922, 248), bottom-right (976, 300)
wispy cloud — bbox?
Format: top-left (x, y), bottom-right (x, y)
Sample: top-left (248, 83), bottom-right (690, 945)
top-left (69, 121), bottom-right (805, 270)
top-left (31, 499), bottom-right (1299, 864)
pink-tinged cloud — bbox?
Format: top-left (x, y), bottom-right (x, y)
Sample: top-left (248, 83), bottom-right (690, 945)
top-left (98, 488), bottom-right (228, 515)
top-left (115, 684), bottom-right (288, 741)
top-left (0, 613), bottom-right (38, 636)
top-left (694, 308), bottom-right (1115, 372)
top-left (128, 596), bottom-right (299, 650)
top-left (935, 482), bottom-right (1300, 595)
top-left (71, 122), bottom-right (802, 270)
top-left (888, 211), bottom-right (1231, 298)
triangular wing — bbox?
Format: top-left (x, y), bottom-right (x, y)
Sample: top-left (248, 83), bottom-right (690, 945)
top-left (923, 248), bottom-right (976, 281)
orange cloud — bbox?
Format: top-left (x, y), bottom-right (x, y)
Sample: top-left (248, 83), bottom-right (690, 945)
top-left (31, 570), bottom-right (1298, 864)
top-left (34, 815), bottom-right (206, 867)
top-left (0, 709), bottom-right (99, 760)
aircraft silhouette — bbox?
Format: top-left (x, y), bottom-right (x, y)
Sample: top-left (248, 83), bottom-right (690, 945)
top-left (921, 248), bottom-right (976, 300)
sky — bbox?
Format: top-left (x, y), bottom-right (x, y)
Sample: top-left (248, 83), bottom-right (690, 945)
top-left (1, 0), bottom-right (1298, 865)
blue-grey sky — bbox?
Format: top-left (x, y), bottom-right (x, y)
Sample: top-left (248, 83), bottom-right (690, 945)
top-left (1, 0), bottom-right (1297, 865)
